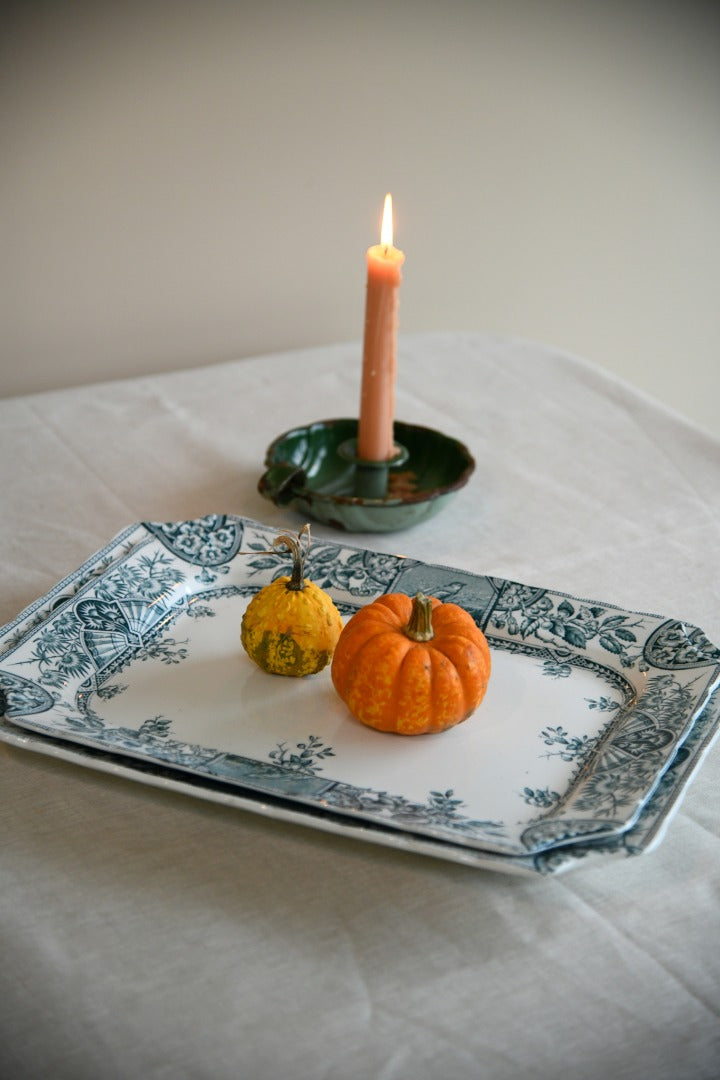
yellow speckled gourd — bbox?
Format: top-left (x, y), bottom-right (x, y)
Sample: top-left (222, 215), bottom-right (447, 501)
top-left (241, 526), bottom-right (343, 677)
top-left (331, 592), bottom-right (491, 734)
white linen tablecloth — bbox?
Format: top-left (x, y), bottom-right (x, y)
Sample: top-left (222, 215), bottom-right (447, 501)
top-left (1, 332), bottom-right (718, 1079)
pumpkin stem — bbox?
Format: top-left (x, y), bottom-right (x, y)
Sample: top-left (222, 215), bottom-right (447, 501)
top-left (272, 524), bottom-right (311, 591)
top-left (405, 592), bottom-right (435, 642)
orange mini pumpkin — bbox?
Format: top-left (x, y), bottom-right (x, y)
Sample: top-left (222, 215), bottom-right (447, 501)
top-left (331, 592), bottom-right (491, 735)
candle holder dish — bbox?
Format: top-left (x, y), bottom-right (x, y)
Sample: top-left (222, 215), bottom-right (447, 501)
top-left (258, 418), bottom-right (475, 532)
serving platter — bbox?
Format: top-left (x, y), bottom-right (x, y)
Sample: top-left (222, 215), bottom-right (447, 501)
top-left (1, 514), bottom-right (718, 873)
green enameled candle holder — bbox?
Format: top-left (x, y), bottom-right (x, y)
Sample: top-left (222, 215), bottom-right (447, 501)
top-left (257, 418), bottom-right (475, 532)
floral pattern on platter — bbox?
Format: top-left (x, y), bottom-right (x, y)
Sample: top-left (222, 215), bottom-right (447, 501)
top-left (12, 551), bottom-right (191, 692)
top-left (238, 530), bottom-right (408, 606)
top-left (2, 684), bottom-right (718, 877)
top-left (519, 672), bottom-right (701, 850)
top-left (147, 515), bottom-right (245, 567)
top-left (644, 620), bottom-right (720, 669)
top-left (16, 711), bottom-right (509, 845)
top-left (0, 670), bottom-right (55, 717)
top-left (487, 583), bottom-right (646, 668)
top-left (0, 531), bottom-right (144, 658)
top-left (1, 514), bottom-right (718, 864)
top-left (530, 688), bottom-right (720, 874)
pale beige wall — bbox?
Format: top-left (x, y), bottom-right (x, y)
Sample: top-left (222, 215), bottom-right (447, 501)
top-left (2, 0), bottom-right (719, 436)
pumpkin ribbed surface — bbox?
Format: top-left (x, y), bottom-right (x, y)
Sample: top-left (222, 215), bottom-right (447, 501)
top-left (331, 592), bottom-right (491, 735)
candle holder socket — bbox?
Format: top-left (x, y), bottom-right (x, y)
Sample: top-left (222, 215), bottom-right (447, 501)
top-left (336, 438), bottom-right (409, 499)
top-left (258, 418), bottom-right (474, 533)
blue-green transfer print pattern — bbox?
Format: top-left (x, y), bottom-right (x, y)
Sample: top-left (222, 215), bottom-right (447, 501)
top-left (1, 514), bottom-right (718, 859)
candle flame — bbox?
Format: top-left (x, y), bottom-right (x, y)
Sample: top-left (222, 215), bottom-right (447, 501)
top-left (380, 193), bottom-right (393, 248)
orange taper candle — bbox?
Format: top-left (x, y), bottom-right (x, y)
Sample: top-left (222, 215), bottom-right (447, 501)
top-left (357, 194), bottom-right (405, 461)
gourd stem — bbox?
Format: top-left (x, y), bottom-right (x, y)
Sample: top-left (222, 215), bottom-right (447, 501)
top-left (273, 524), bottom-right (311, 591)
top-left (405, 592), bottom-right (435, 642)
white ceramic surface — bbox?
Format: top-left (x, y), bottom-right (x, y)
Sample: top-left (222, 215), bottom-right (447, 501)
top-left (2, 514), bottom-right (718, 874)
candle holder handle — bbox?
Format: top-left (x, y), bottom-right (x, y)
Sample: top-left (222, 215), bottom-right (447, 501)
top-left (257, 463), bottom-right (307, 506)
